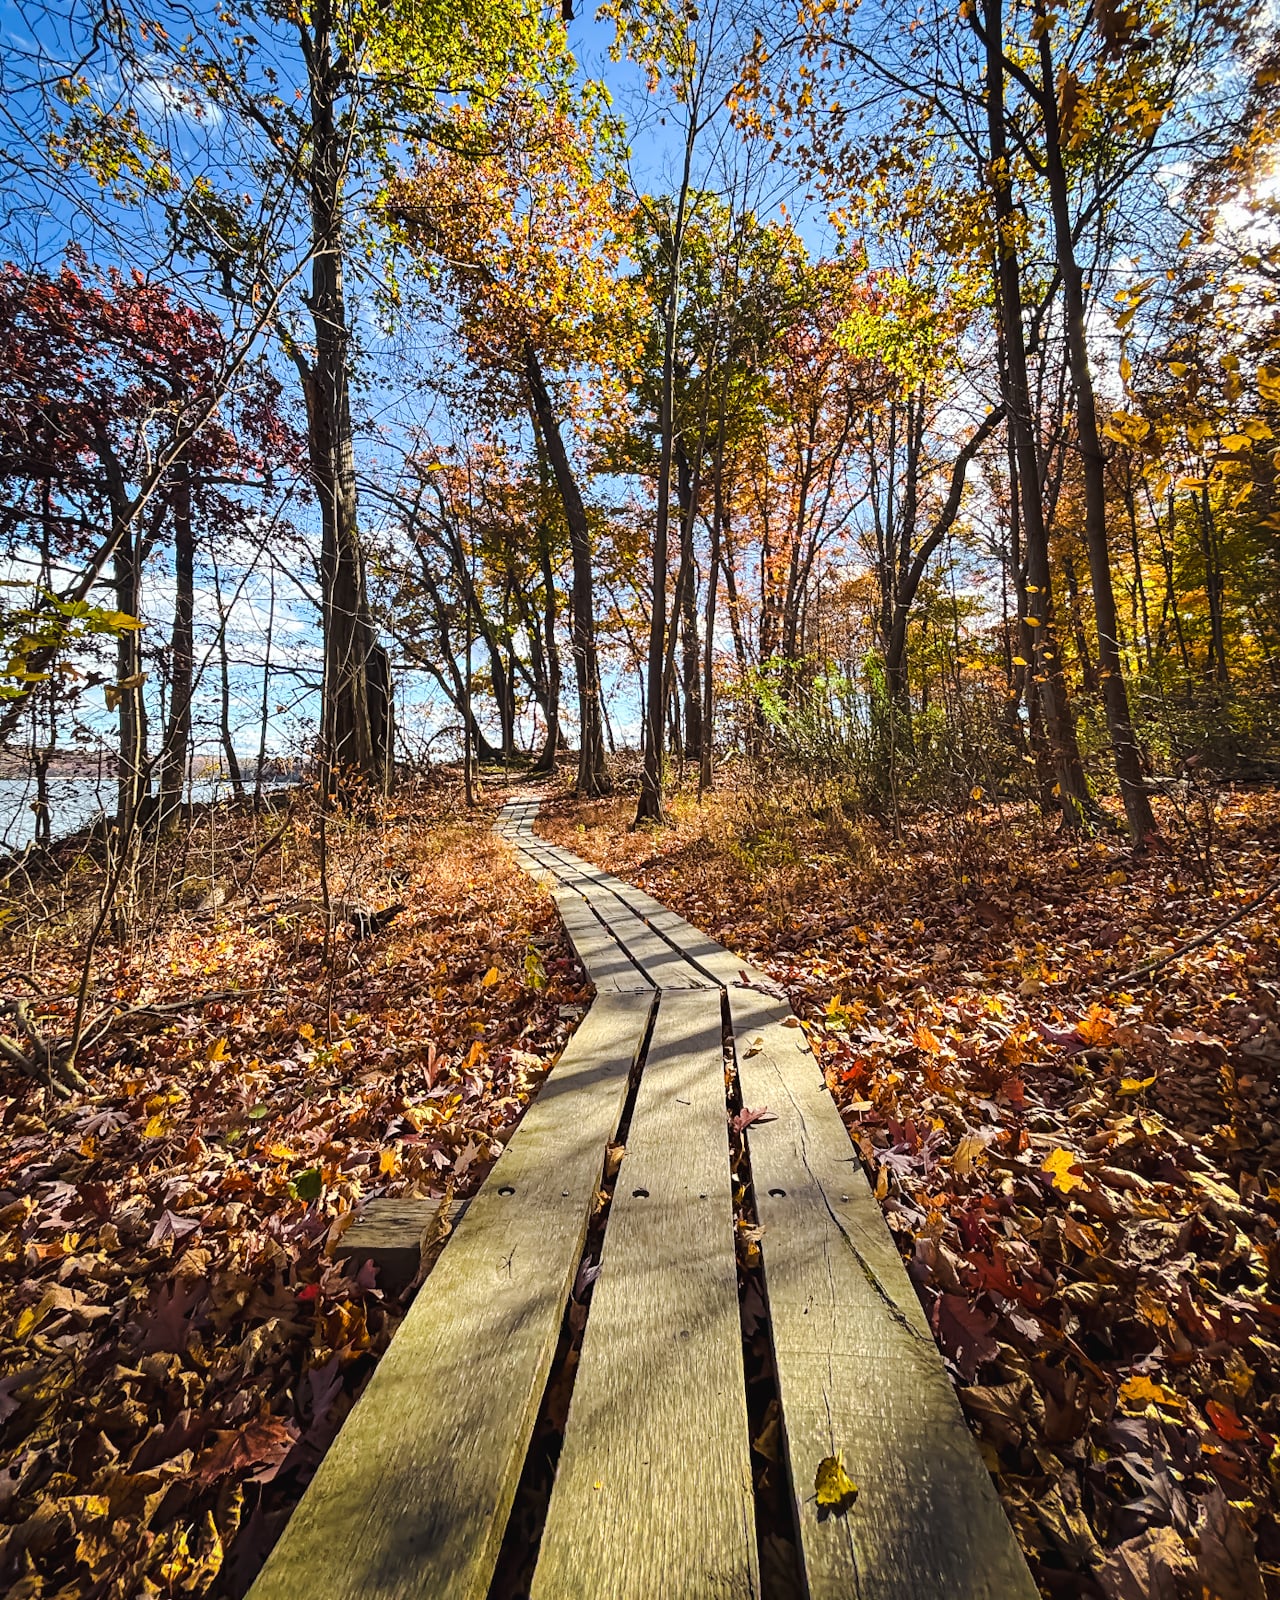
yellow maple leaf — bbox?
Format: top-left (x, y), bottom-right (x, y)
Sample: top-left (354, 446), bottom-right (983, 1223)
top-left (142, 1115), bottom-right (168, 1139)
top-left (815, 1452), bottom-right (859, 1512)
top-left (1118, 1374), bottom-right (1183, 1411)
top-left (481, 966), bottom-right (501, 988)
top-left (1118, 1074), bottom-right (1156, 1096)
top-left (1041, 1147), bottom-right (1085, 1192)
top-left (952, 1134), bottom-right (987, 1176)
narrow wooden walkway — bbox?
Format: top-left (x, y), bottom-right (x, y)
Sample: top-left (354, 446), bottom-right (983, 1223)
top-left (250, 798), bottom-right (1037, 1600)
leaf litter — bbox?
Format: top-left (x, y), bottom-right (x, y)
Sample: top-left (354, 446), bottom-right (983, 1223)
top-left (0, 781), bottom-right (586, 1597)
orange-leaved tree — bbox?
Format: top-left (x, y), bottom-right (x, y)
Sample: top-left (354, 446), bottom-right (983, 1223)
top-left (387, 84), bottom-right (641, 797)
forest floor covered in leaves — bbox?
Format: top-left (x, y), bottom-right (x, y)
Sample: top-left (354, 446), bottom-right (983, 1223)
top-left (0, 779), bottom-right (587, 1598)
top-left (542, 779), bottom-right (1280, 1600)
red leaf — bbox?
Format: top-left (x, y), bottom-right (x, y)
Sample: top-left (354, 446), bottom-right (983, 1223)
top-left (1206, 1400), bottom-right (1252, 1444)
top-left (196, 1416), bottom-right (299, 1487)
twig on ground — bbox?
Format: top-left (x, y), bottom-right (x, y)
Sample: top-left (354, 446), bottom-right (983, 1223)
top-left (1108, 875), bottom-right (1280, 990)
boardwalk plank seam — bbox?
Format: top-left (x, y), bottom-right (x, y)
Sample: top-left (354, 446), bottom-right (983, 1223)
top-left (504, 798), bottom-right (1039, 1600)
top-left (246, 971), bottom-right (654, 1598)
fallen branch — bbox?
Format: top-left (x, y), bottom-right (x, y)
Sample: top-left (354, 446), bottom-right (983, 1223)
top-left (74, 987), bottom-right (274, 1056)
top-left (1108, 875), bottom-right (1280, 990)
top-left (0, 989), bottom-right (271, 1097)
top-left (0, 999), bottom-right (90, 1097)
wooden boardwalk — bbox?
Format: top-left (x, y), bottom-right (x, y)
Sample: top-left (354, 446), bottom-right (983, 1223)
top-left (250, 798), bottom-right (1037, 1600)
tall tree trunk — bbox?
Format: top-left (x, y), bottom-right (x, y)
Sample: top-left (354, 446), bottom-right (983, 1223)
top-left (531, 524), bottom-right (561, 774)
top-left (882, 405), bottom-right (1005, 701)
top-left (1037, 25), bottom-right (1157, 841)
top-left (254, 572), bottom-right (275, 810)
top-left (1062, 549), bottom-right (1098, 694)
top-left (211, 556), bottom-right (245, 800)
top-left (158, 455), bottom-right (194, 829)
top-left (1197, 484), bottom-right (1230, 684)
top-left (523, 345), bottom-right (609, 796)
top-left (719, 517), bottom-right (748, 675)
top-left (980, 0), bottom-right (1091, 827)
top-left (305, 3), bottom-right (388, 797)
top-left (1003, 387), bottom-right (1059, 809)
top-left (1120, 464), bottom-right (1153, 668)
top-left (676, 442), bottom-right (702, 763)
top-left (114, 529), bottom-right (148, 833)
top-left (636, 141), bottom-right (696, 825)
top-left (700, 449), bottom-right (725, 797)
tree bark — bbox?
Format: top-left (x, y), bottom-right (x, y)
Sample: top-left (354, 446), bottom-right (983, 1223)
top-left (980, 0), bottom-right (1092, 827)
top-left (304, 1), bottom-right (389, 798)
top-left (1037, 24), bottom-right (1157, 841)
top-left (523, 344), bottom-right (609, 796)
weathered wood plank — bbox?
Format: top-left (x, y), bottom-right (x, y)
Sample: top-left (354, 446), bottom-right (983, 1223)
top-left (334, 1195), bottom-right (470, 1294)
top-left (552, 889), bottom-right (653, 993)
top-left (531, 990), bottom-right (758, 1600)
top-left (588, 904), bottom-right (718, 989)
top-left (728, 988), bottom-right (1038, 1600)
top-left (248, 991), bottom-right (655, 1600)
top-left (523, 845), bottom-right (725, 989)
top-left (525, 839), bottom-right (768, 989)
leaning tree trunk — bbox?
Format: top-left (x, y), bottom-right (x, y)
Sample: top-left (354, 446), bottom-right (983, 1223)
top-left (981, 0), bottom-right (1091, 828)
top-left (305, 3), bottom-right (390, 798)
top-left (523, 345), bottom-right (609, 797)
top-left (1038, 27), bottom-right (1157, 843)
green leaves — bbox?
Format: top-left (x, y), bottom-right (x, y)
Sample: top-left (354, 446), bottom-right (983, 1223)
top-left (288, 1167), bottom-right (324, 1203)
top-left (0, 588), bottom-right (145, 702)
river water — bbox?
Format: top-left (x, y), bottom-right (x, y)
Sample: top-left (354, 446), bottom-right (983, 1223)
top-left (0, 775), bottom-right (287, 851)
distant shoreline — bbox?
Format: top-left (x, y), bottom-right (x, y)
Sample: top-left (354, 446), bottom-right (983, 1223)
top-left (0, 750), bottom-right (305, 780)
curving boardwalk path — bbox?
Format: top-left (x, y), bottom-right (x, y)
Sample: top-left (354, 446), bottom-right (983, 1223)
top-left (249, 798), bottom-right (1037, 1600)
